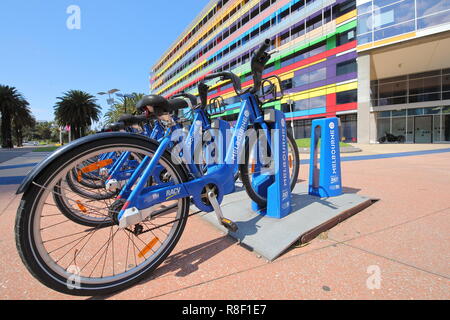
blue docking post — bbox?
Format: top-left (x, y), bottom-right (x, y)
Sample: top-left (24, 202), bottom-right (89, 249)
top-left (251, 109), bottom-right (292, 219)
top-left (308, 117), bottom-right (342, 198)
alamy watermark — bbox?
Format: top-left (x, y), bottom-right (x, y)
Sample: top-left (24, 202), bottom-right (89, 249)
top-left (168, 126), bottom-right (286, 175)
top-left (66, 265), bottom-right (81, 290)
top-left (366, 265), bottom-right (382, 290)
top-left (66, 5), bottom-right (81, 30)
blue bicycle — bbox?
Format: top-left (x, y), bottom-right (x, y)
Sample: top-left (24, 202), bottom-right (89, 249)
top-left (15, 39), bottom-right (299, 296)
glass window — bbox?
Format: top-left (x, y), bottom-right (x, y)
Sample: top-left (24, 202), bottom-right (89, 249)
top-left (409, 75), bottom-right (441, 103)
top-left (377, 118), bottom-right (391, 139)
top-left (416, 0), bottom-right (450, 18)
top-left (294, 99), bottom-right (309, 111)
top-left (374, 20), bottom-right (415, 41)
top-left (444, 114), bottom-right (450, 141)
top-left (339, 114), bottom-right (358, 142)
top-left (373, 0), bottom-right (415, 30)
top-left (309, 44), bottom-right (326, 57)
top-left (294, 72), bottom-right (309, 87)
top-left (406, 116), bottom-right (414, 142)
top-left (281, 79), bottom-right (293, 90)
top-left (337, 28), bottom-right (356, 46)
top-left (358, 13), bottom-right (373, 35)
top-left (293, 68), bottom-right (326, 87)
top-left (418, 10), bottom-right (450, 29)
top-left (379, 111), bottom-right (391, 118)
top-left (392, 110), bottom-right (406, 116)
top-left (310, 96), bottom-right (326, 109)
top-left (336, 89), bottom-right (358, 104)
top-left (292, 119), bottom-right (312, 139)
top-left (407, 108), bottom-right (424, 116)
top-left (309, 68), bottom-right (327, 84)
top-left (379, 80), bottom-right (407, 98)
top-left (443, 73), bottom-right (450, 92)
top-left (336, 59), bottom-right (357, 76)
top-left (374, 0), bottom-right (400, 8)
top-left (358, 32), bottom-right (373, 45)
top-left (392, 117), bottom-right (406, 137)
top-left (424, 107), bottom-right (441, 114)
top-left (337, 0), bottom-right (357, 16)
top-left (358, 2), bottom-right (373, 15)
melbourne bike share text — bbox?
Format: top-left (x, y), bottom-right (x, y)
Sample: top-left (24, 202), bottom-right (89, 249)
top-left (14, 39), bottom-right (301, 296)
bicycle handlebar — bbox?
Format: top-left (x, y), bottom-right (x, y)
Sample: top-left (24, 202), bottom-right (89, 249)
top-left (171, 92), bottom-right (198, 108)
top-left (204, 71), bottom-right (242, 95)
top-left (251, 38), bottom-right (271, 93)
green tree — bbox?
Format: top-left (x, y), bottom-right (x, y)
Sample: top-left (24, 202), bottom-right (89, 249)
top-left (0, 85), bottom-right (31, 148)
top-left (12, 100), bottom-right (35, 147)
top-left (54, 90), bottom-right (101, 140)
top-left (104, 93), bottom-right (145, 125)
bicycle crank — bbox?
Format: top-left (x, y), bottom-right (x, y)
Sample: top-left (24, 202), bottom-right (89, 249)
top-left (206, 186), bottom-right (238, 233)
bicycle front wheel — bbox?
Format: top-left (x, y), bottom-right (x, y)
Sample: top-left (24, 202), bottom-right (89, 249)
top-left (15, 135), bottom-right (190, 296)
top-left (239, 129), bottom-right (300, 207)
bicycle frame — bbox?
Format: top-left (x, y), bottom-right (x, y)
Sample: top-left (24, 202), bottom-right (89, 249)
top-left (117, 91), bottom-right (274, 223)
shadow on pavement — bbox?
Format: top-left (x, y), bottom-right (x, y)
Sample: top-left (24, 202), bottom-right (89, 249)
top-left (87, 236), bottom-right (235, 300)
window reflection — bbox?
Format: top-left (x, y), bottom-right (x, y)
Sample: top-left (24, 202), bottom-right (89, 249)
top-left (418, 10), bottom-right (450, 29)
top-left (416, 0), bottom-right (450, 18)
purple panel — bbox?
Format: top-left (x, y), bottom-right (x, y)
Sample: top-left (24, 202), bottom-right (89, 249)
top-left (327, 64), bottom-right (336, 79)
top-left (327, 51), bottom-right (357, 65)
top-left (293, 60), bottom-right (327, 77)
top-left (283, 72), bottom-right (357, 95)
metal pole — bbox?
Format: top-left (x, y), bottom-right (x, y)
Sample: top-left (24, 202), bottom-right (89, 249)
top-left (288, 99), bottom-right (296, 140)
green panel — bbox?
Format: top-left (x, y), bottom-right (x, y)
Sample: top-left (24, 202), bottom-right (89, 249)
top-left (336, 20), bottom-right (357, 34)
top-left (274, 60), bottom-right (281, 70)
top-left (326, 35), bottom-right (336, 50)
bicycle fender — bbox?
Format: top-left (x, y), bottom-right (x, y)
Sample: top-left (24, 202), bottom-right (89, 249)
top-left (16, 132), bottom-right (172, 195)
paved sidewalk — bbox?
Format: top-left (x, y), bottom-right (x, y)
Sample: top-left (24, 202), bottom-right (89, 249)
top-left (0, 147), bottom-right (449, 299)
top-left (0, 151), bottom-right (51, 185)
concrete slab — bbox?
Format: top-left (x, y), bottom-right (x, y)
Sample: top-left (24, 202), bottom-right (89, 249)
top-left (199, 183), bottom-right (373, 261)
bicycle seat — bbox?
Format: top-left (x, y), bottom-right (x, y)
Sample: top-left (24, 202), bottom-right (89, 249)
top-left (137, 95), bottom-right (188, 114)
top-left (102, 121), bottom-right (125, 132)
top-left (118, 114), bottom-right (148, 126)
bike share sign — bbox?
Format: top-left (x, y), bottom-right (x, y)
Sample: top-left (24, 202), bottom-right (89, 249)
top-left (251, 109), bottom-right (292, 218)
top-left (309, 117), bottom-right (343, 198)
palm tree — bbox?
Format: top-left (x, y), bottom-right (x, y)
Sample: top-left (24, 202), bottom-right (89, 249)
top-left (12, 99), bottom-right (35, 147)
top-left (104, 93), bottom-right (145, 125)
top-left (0, 85), bottom-right (30, 148)
top-left (54, 90), bottom-right (101, 140)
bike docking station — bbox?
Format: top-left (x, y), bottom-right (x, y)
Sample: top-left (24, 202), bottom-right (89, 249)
top-left (200, 116), bottom-right (374, 261)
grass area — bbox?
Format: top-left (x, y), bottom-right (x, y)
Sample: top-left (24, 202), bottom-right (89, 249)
top-left (32, 146), bottom-right (60, 152)
top-left (295, 138), bottom-right (351, 148)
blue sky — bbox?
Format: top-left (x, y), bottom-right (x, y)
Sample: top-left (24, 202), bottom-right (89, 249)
top-left (0, 0), bottom-right (210, 122)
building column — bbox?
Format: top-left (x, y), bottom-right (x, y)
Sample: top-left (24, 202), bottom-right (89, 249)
top-left (357, 53), bottom-right (377, 143)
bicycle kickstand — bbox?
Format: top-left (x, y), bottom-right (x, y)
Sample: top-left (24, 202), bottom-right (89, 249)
top-left (206, 187), bottom-right (238, 233)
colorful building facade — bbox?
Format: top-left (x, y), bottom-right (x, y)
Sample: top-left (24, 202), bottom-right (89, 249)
top-left (151, 0), bottom-right (450, 143)
top-left (356, 0), bottom-right (450, 143)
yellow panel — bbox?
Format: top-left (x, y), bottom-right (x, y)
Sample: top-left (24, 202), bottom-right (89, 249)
top-left (309, 88), bottom-right (328, 98)
top-left (357, 43), bottom-right (373, 51)
top-left (336, 9), bottom-right (357, 25)
top-left (279, 72), bottom-right (294, 81)
top-left (335, 81), bottom-right (358, 92)
top-left (373, 32), bottom-right (416, 47)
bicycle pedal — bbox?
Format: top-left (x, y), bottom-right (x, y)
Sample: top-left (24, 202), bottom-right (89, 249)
top-left (220, 218), bottom-right (238, 232)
